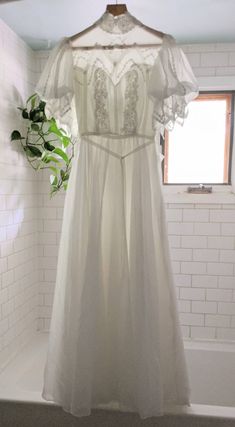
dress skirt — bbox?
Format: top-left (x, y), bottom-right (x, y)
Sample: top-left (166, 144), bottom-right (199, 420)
top-left (42, 134), bottom-right (190, 419)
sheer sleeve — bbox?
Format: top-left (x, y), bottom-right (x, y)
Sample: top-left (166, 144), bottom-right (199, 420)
top-left (148, 34), bottom-right (199, 133)
top-left (35, 38), bottom-right (78, 141)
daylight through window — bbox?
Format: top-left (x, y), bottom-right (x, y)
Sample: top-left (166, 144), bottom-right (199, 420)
top-left (163, 93), bottom-right (233, 185)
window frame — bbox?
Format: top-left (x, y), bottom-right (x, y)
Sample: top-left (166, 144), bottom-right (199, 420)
top-left (162, 91), bottom-right (235, 186)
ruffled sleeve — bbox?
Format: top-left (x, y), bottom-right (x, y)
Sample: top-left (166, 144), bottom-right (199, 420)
top-left (35, 38), bottom-right (78, 141)
top-left (148, 34), bottom-right (199, 134)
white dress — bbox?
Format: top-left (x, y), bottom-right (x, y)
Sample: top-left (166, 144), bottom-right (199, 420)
top-left (36, 11), bottom-right (198, 420)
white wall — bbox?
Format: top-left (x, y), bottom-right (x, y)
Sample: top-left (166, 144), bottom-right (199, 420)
top-left (166, 202), bottom-right (235, 340)
top-left (0, 19), bottom-right (39, 371)
top-left (35, 42), bottom-right (235, 342)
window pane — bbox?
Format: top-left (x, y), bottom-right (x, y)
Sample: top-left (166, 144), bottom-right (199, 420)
top-left (165, 95), bottom-right (232, 184)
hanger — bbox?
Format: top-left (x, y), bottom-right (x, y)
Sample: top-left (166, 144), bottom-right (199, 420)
top-left (69, 3), bottom-right (165, 50)
top-left (106, 3), bottom-right (127, 16)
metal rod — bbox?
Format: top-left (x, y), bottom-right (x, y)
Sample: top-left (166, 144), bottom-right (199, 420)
top-left (70, 42), bottom-right (162, 50)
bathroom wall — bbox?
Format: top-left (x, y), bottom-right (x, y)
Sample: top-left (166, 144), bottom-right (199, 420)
top-left (36, 42), bottom-right (235, 341)
top-left (0, 19), bottom-right (39, 371)
top-left (166, 201), bottom-right (235, 340)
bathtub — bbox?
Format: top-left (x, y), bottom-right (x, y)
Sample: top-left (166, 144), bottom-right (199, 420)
top-left (0, 332), bottom-right (235, 422)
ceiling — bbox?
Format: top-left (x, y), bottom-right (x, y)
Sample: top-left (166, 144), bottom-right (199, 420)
top-left (0, 0), bottom-right (235, 50)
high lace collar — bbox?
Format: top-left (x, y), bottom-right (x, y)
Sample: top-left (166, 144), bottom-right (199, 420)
top-left (98, 11), bottom-right (140, 34)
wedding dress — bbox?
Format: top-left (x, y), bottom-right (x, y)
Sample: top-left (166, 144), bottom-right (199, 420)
top-left (35, 11), bottom-right (198, 419)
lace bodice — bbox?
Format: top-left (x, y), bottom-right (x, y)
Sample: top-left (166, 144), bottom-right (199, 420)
top-left (73, 47), bottom-right (158, 138)
top-left (35, 11), bottom-right (199, 142)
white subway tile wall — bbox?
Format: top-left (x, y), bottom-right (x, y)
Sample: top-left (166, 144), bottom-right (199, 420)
top-left (0, 20), bottom-right (39, 371)
top-left (1, 18), bottom-right (235, 355)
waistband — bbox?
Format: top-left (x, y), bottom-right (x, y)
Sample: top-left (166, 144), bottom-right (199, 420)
top-left (82, 136), bottom-right (156, 161)
top-left (81, 132), bottom-right (154, 140)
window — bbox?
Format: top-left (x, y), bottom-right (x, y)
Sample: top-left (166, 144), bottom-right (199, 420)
top-left (163, 92), bottom-right (234, 185)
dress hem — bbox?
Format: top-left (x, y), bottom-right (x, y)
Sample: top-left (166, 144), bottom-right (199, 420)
top-left (42, 391), bottom-right (191, 420)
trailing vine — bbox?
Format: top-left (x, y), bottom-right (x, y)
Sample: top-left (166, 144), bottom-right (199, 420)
top-left (11, 93), bottom-right (76, 197)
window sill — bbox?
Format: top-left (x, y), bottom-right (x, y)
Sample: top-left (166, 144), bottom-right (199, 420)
top-left (163, 185), bottom-right (235, 204)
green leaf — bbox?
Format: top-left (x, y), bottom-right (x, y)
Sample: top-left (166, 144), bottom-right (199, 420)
top-left (26, 93), bottom-right (37, 109)
top-left (62, 136), bottom-right (70, 148)
top-left (59, 128), bottom-right (67, 135)
top-left (41, 150), bottom-right (48, 160)
top-left (63, 173), bottom-right (70, 181)
top-left (39, 101), bottom-right (46, 111)
top-left (29, 110), bottom-right (38, 121)
top-left (22, 109), bottom-right (29, 119)
top-left (24, 146), bottom-right (37, 158)
top-left (41, 157), bottom-right (50, 164)
top-left (51, 184), bottom-right (59, 192)
top-left (11, 130), bottom-right (22, 141)
top-left (61, 169), bottom-right (69, 181)
top-left (44, 141), bottom-right (55, 151)
top-left (50, 174), bottom-right (58, 185)
top-left (48, 119), bottom-right (64, 139)
top-left (52, 147), bottom-right (69, 164)
top-left (31, 123), bottom-right (40, 131)
top-left (50, 186), bottom-right (58, 197)
top-left (26, 145), bottom-right (42, 157)
top-left (29, 109), bottom-right (46, 123)
top-left (42, 155), bottom-right (61, 164)
top-left (49, 166), bottom-right (58, 175)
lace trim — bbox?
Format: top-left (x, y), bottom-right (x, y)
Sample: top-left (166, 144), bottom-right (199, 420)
top-left (122, 69), bottom-right (139, 134)
top-left (94, 68), bottom-right (110, 133)
top-left (152, 98), bottom-right (189, 137)
top-left (98, 11), bottom-right (137, 34)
